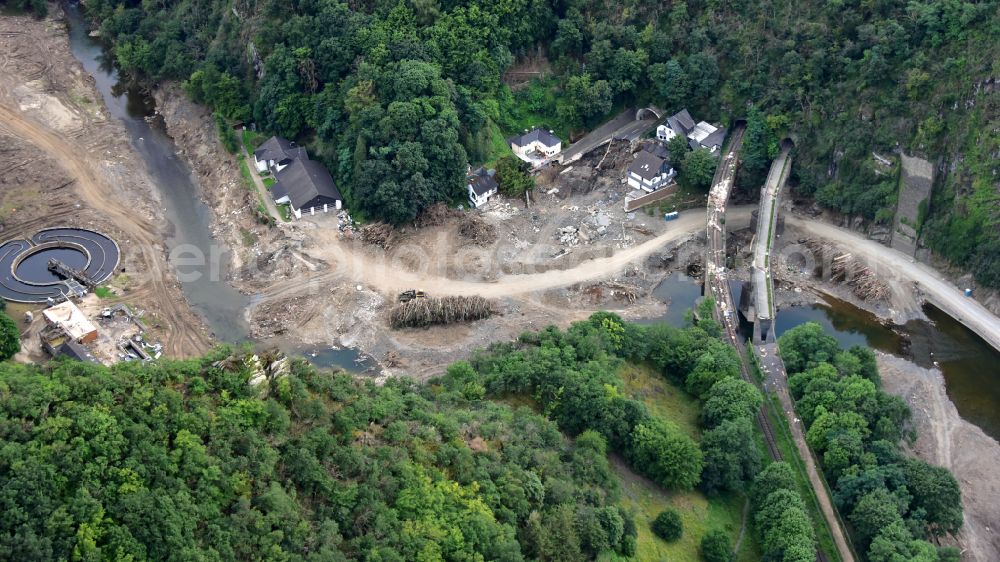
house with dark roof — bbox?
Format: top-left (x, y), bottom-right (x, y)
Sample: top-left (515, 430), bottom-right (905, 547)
top-left (509, 128), bottom-right (562, 166)
top-left (656, 109), bottom-right (727, 153)
top-left (467, 167), bottom-right (499, 208)
top-left (272, 158), bottom-right (343, 219)
top-left (253, 136), bottom-right (307, 174)
top-left (627, 146), bottom-right (676, 192)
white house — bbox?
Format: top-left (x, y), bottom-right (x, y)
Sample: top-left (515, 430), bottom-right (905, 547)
top-left (253, 136), bottom-right (307, 174)
top-left (659, 109), bottom-right (727, 153)
top-left (627, 146), bottom-right (676, 192)
top-left (509, 128), bottom-right (561, 166)
top-left (272, 158), bottom-right (342, 219)
top-left (467, 167), bottom-right (499, 208)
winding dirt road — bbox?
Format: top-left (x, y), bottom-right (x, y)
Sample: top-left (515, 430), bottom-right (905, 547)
top-left (260, 208), bottom-right (754, 303)
top-left (788, 216), bottom-right (1000, 353)
top-left (0, 101), bottom-right (211, 356)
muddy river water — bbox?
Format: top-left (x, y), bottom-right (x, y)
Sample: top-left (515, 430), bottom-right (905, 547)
top-left (64, 4), bottom-right (379, 372)
top-left (649, 273), bottom-right (1000, 441)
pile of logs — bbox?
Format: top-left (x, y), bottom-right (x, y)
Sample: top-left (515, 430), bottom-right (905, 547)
top-left (806, 240), bottom-right (890, 302)
top-left (390, 296), bottom-right (497, 329)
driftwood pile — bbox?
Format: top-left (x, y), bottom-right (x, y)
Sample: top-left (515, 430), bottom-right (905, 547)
top-left (458, 216), bottom-right (498, 246)
top-left (359, 222), bottom-right (395, 250)
top-left (390, 296), bottom-right (497, 329)
top-left (806, 240), bottom-right (890, 302)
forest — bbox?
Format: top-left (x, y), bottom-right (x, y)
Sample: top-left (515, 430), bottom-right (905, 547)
top-left (779, 323), bottom-right (963, 562)
top-left (66, 0), bottom-right (1000, 287)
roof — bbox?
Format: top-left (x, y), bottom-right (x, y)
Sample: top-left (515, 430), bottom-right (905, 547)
top-left (468, 168), bottom-right (498, 197)
top-left (42, 301), bottom-right (97, 341)
top-left (690, 121), bottom-right (719, 143)
top-left (669, 109), bottom-right (695, 134)
top-left (701, 127), bottom-right (727, 149)
top-left (253, 136), bottom-right (301, 163)
top-left (643, 143), bottom-right (670, 160)
top-left (274, 158), bottom-right (342, 210)
top-left (509, 128), bottom-right (561, 148)
top-left (58, 340), bottom-right (99, 364)
top-left (628, 150), bottom-right (667, 181)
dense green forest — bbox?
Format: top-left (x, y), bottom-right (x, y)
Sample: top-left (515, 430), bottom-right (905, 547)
top-left (779, 323), bottom-right (963, 562)
top-left (76, 0), bottom-right (1000, 286)
top-left (0, 311), bottom-right (813, 561)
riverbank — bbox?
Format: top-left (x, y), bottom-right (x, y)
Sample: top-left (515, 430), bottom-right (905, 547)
top-left (0, 8), bottom-right (212, 357)
top-left (878, 353), bottom-right (1000, 562)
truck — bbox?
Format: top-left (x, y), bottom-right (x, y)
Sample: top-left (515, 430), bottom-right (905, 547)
top-left (398, 289), bottom-right (427, 303)
top-left (664, 211), bottom-right (679, 221)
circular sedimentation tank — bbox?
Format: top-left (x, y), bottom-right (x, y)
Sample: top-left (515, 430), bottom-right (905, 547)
top-left (0, 228), bottom-right (120, 303)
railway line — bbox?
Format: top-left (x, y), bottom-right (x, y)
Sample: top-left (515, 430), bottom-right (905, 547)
top-left (703, 126), bottom-right (850, 562)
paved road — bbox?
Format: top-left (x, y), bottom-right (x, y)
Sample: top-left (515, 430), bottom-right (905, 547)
top-left (241, 144), bottom-right (284, 223)
top-left (560, 108), bottom-right (656, 164)
top-left (788, 216), bottom-right (1000, 354)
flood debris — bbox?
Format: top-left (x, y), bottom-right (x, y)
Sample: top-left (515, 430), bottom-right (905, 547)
top-left (390, 296), bottom-right (498, 329)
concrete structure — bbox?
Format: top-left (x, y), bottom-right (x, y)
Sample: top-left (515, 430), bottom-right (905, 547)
top-left (745, 143), bottom-right (792, 344)
top-left (467, 167), bottom-right (498, 208)
top-left (509, 128), bottom-right (561, 166)
top-left (560, 107), bottom-right (660, 165)
top-left (43, 300), bottom-right (98, 344)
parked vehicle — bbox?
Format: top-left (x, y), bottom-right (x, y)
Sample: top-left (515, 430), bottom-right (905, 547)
top-left (664, 211), bottom-right (679, 221)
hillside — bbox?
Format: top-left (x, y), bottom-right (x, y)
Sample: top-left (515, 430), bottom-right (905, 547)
top-left (71, 0), bottom-right (1000, 286)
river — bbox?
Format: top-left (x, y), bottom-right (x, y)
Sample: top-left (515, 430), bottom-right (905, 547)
top-left (644, 273), bottom-right (1000, 441)
top-left (63, 4), bottom-right (379, 373)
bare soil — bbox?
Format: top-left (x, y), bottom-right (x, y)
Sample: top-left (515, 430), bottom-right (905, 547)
top-left (0, 10), bottom-right (211, 356)
top-left (878, 353), bottom-right (1000, 562)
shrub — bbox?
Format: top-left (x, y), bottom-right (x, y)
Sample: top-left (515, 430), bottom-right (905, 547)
top-left (0, 312), bottom-right (19, 361)
top-left (651, 509), bottom-right (683, 542)
top-left (700, 529), bottom-right (733, 562)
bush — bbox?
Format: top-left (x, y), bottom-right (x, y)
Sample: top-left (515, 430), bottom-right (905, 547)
top-left (0, 312), bottom-right (19, 361)
top-left (700, 529), bottom-right (733, 562)
top-left (651, 509), bottom-right (683, 542)
top-left (214, 112), bottom-right (240, 154)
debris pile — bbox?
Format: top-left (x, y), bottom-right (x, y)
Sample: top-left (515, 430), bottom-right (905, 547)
top-left (414, 202), bottom-right (462, 228)
top-left (458, 215), bottom-right (498, 246)
top-left (358, 222), bottom-right (396, 250)
top-left (807, 240), bottom-right (890, 302)
top-left (390, 296), bottom-right (497, 329)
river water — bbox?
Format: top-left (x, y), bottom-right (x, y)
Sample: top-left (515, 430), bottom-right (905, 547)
top-left (646, 273), bottom-right (1000, 441)
top-left (63, 5), bottom-right (378, 373)
top-left (65, 4), bottom-right (250, 341)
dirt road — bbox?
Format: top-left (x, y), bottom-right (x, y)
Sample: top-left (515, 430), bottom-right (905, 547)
top-left (259, 208), bottom-right (753, 303)
top-left (788, 216), bottom-right (1000, 353)
top-left (0, 101), bottom-right (211, 356)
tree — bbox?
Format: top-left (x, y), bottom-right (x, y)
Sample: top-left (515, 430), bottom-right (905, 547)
top-left (778, 323), bottom-right (840, 373)
top-left (700, 418), bottom-right (763, 494)
top-left (849, 488), bottom-right (905, 549)
top-left (702, 378), bottom-right (763, 428)
top-left (651, 509), bottom-right (682, 542)
top-left (495, 154), bottom-right (535, 197)
top-left (627, 418), bottom-right (703, 490)
top-left (648, 59), bottom-right (689, 110)
top-left (903, 459), bottom-right (963, 537)
top-left (680, 149), bottom-right (716, 191)
top-left (700, 529), bottom-right (733, 562)
top-left (557, 73), bottom-right (613, 130)
top-left (667, 134), bottom-right (690, 163)
top-left (739, 106), bottom-right (777, 188)
top-left (0, 312), bottom-right (19, 361)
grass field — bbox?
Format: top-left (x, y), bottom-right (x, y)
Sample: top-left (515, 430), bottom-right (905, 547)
top-left (609, 363), bottom-right (761, 561)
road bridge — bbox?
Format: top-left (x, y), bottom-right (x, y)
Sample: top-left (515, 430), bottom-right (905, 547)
top-left (746, 142), bottom-right (792, 344)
